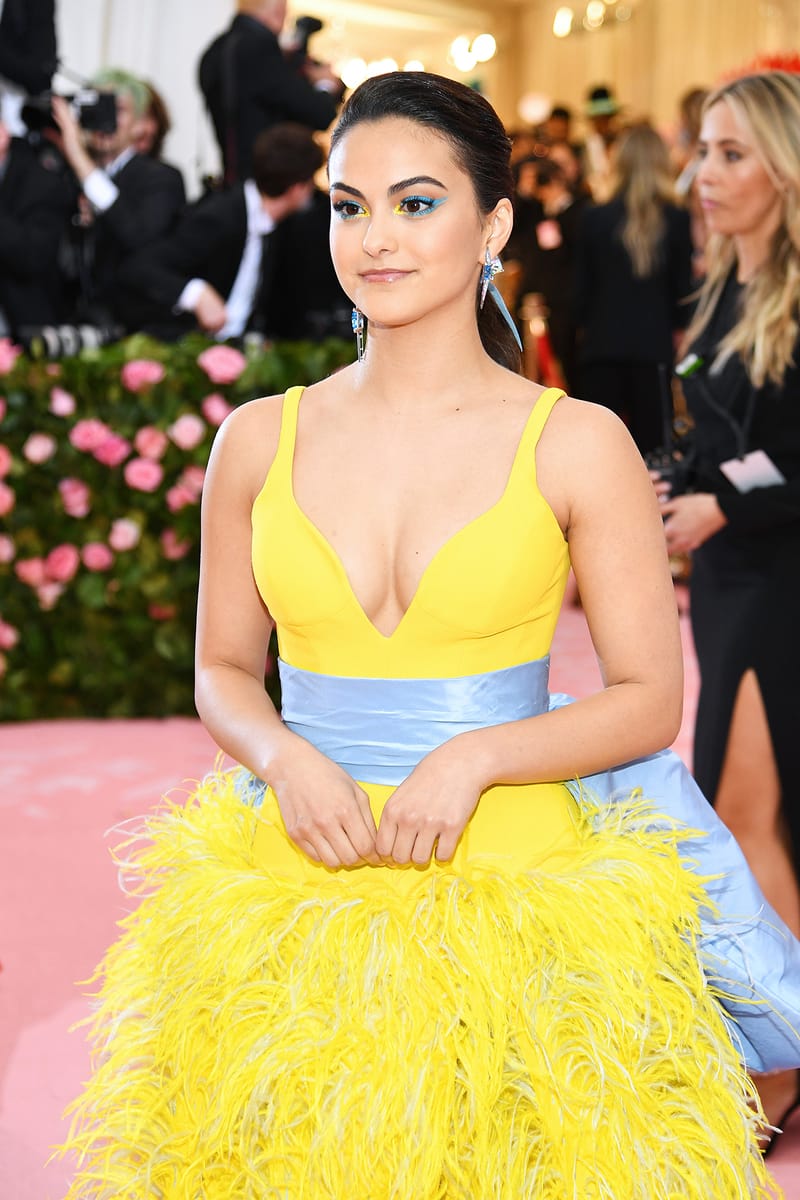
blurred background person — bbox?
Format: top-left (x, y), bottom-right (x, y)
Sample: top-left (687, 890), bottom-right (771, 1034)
top-left (118, 123), bottom-right (322, 342)
top-left (0, 0), bottom-right (57, 136)
top-left (52, 68), bottom-right (186, 330)
top-left (574, 122), bottom-right (692, 456)
top-left (512, 157), bottom-right (587, 392)
top-left (582, 83), bottom-right (622, 201)
top-left (258, 184), bottom-right (351, 341)
top-left (198, 0), bottom-right (343, 185)
top-left (658, 69), bottom-right (800, 1149)
top-left (672, 86), bottom-right (711, 278)
top-left (0, 116), bottom-right (71, 336)
top-left (133, 80), bottom-right (187, 206)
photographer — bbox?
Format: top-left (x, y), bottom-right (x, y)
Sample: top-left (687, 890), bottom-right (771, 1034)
top-left (0, 0), bottom-right (57, 135)
top-left (198, 0), bottom-right (343, 184)
top-left (52, 69), bottom-right (186, 330)
top-left (0, 116), bottom-right (71, 336)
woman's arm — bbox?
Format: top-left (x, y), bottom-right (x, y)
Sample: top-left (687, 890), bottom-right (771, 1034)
top-left (195, 397), bottom-right (378, 867)
top-left (377, 399), bottom-right (685, 864)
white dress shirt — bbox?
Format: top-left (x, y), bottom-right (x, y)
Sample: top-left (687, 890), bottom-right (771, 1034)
top-left (178, 178), bottom-right (275, 340)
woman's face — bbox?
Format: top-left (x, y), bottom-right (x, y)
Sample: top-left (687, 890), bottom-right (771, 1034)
top-left (328, 117), bottom-right (504, 334)
top-left (696, 100), bottom-right (783, 240)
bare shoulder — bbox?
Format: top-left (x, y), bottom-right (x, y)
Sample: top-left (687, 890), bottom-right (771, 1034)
top-left (541, 394), bottom-right (637, 461)
top-left (206, 392), bottom-right (286, 498)
top-left (537, 395), bottom-right (653, 531)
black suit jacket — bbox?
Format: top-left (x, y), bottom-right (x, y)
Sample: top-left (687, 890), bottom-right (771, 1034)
top-left (0, 138), bottom-right (71, 331)
top-left (118, 184), bottom-right (262, 339)
top-left (0, 0), bottom-right (57, 94)
top-left (198, 14), bottom-right (338, 181)
top-left (71, 153), bottom-right (186, 327)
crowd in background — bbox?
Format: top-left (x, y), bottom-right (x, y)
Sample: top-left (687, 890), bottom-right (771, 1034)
top-left (2, 0), bottom-right (710, 446)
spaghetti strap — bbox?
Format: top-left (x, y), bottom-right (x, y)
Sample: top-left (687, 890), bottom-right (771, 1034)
top-left (269, 386), bottom-right (305, 482)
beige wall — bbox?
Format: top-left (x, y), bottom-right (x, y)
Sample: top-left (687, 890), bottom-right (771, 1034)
top-left (511, 0), bottom-right (800, 135)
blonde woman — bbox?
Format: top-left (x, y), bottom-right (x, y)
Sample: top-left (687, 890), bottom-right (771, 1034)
top-left (575, 122), bottom-right (692, 455)
top-left (657, 69), bottom-right (800, 1150)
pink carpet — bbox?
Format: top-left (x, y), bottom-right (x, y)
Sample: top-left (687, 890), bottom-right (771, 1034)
top-left (1, 593), bottom-right (798, 1197)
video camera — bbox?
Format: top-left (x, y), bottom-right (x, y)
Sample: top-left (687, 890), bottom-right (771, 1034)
top-left (22, 88), bottom-right (117, 136)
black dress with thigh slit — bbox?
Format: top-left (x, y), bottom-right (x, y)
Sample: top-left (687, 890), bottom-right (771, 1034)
top-left (681, 270), bottom-right (800, 856)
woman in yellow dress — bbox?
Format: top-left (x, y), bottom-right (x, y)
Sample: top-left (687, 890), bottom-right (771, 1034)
top-left (61, 72), bottom-right (800, 1198)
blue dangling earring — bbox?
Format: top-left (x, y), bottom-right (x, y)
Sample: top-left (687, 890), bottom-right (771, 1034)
top-left (480, 248), bottom-right (503, 309)
top-left (479, 248), bottom-right (523, 352)
top-left (351, 307), bottom-right (365, 362)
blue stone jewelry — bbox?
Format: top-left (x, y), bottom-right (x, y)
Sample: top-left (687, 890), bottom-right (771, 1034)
top-left (351, 307), bottom-right (365, 362)
top-left (480, 248), bottom-right (503, 309)
top-left (480, 249), bottom-right (523, 352)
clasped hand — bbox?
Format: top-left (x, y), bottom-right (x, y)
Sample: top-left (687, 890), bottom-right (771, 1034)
top-left (648, 471), bottom-right (727, 554)
top-left (274, 737), bottom-right (480, 870)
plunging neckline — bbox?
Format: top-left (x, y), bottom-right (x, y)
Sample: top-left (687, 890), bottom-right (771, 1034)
top-left (288, 391), bottom-right (555, 641)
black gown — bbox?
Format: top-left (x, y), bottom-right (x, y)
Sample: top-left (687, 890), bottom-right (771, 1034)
top-left (681, 270), bottom-right (800, 858)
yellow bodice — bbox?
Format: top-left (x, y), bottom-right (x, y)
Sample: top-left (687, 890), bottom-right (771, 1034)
top-left (251, 385), bottom-right (570, 678)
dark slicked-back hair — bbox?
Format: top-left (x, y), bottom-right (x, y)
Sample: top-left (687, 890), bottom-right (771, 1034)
top-left (252, 123), bottom-right (323, 197)
top-left (329, 72), bottom-right (521, 372)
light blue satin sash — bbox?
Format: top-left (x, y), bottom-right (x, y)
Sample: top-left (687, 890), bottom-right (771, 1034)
top-left (279, 657), bottom-right (551, 786)
top-left (267, 658), bottom-right (800, 1073)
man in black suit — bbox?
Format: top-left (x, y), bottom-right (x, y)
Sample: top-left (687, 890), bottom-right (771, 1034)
top-left (52, 69), bottom-right (186, 329)
top-left (119, 123), bottom-right (323, 342)
top-left (198, 0), bottom-right (342, 183)
top-left (0, 0), bottom-right (57, 135)
top-left (0, 117), bottom-right (71, 335)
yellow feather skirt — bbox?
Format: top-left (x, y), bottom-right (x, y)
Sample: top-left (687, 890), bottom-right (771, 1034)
top-left (58, 768), bottom-right (775, 1199)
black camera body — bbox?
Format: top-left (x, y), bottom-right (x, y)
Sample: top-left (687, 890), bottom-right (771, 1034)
top-left (282, 16), bottom-right (324, 72)
top-left (22, 89), bottom-right (117, 135)
top-left (644, 445), bottom-right (695, 499)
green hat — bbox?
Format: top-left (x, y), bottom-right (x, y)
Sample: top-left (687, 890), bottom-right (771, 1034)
top-left (585, 85), bottom-right (620, 117)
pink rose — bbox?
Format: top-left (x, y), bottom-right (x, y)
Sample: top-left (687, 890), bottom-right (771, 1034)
top-left (93, 433), bottom-right (132, 467)
top-left (148, 603), bottom-right (177, 621)
top-left (166, 483), bottom-right (196, 512)
top-left (124, 457), bottom-right (164, 492)
top-left (45, 364), bottom-right (62, 377)
top-left (23, 432), bottom-right (57, 464)
top-left (0, 533), bottom-right (15, 563)
top-left (201, 392), bottom-right (234, 426)
top-left (133, 425), bottom-right (169, 460)
top-left (70, 418), bottom-right (112, 452)
top-left (0, 618), bottom-right (19, 650)
top-left (15, 556), bottom-right (47, 588)
top-left (49, 387), bottom-right (76, 417)
top-left (167, 412), bottom-right (206, 451)
top-left (108, 518), bottom-right (141, 552)
top-left (82, 541), bottom-right (114, 571)
top-left (160, 528), bottom-right (192, 560)
top-left (0, 397), bottom-right (6, 422)
top-left (121, 358), bottom-right (166, 393)
top-left (36, 582), bottom-right (64, 611)
top-left (58, 477), bottom-right (91, 518)
top-left (0, 337), bottom-right (21, 375)
top-left (45, 543), bottom-right (80, 583)
top-left (0, 480), bottom-right (14, 516)
top-left (0, 444), bottom-right (11, 477)
top-left (179, 464), bottom-right (206, 498)
top-left (197, 344), bottom-right (246, 385)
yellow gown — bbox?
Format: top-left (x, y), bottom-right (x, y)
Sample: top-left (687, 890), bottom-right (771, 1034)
top-left (61, 386), bottom-right (773, 1198)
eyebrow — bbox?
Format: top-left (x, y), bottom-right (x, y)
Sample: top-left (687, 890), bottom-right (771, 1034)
top-left (697, 137), bottom-right (747, 148)
top-left (329, 175), bottom-right (448, 199)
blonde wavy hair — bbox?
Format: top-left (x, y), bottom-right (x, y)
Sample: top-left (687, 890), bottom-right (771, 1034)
top-left (612, 123), bottom-right (677, 278)
top-left (684, 71), bottom-right (800, 388)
